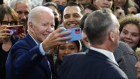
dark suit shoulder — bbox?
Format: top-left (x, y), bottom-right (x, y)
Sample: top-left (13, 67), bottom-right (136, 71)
top-left (59, 49), bottom-right (128, 79)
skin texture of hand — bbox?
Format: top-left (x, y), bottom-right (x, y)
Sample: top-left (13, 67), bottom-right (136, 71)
top-left (42, 27), bottom-right (72, 53)
top-left (0, 25), bottom-right (11, 43)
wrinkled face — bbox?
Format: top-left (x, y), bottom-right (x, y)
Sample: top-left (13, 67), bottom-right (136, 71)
top-left (63, 6), bottom-right (83, 29)
top-left (120, 24), bottom-right (140, 49)
top-left (15, 3), bottom-right (30, 25)
top-left (29, 11), bottom-right (55, 43)
top-left (135, 57), bottom-right (140, 78)
top-left (52, 0), bottom-right (67, 5)
top-left (76, 0), bottom-right (91, 5)
top-left (114, 0), bottom-right (126, 8)
top-left (59, 41), bottom-right (78, 60)
top-left (94, 0), bottom-right (113, 9)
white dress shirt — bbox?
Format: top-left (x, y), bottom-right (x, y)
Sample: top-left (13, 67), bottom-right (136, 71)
top-left (90, 46), bottom-right (119, 66)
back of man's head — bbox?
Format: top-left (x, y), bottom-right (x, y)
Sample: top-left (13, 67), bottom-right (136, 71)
top-left (84, 8), bottom-right (116, 45)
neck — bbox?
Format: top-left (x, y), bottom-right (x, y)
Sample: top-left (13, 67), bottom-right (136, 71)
top-left (90, 43), bottom-right (115, 53)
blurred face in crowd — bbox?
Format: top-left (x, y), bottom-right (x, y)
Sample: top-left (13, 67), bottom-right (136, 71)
top-left (58, 41), bottom-right (78, 60)
top-left (47, 6), bottom-right (60, 22)
top-left (94, 0), bottom-right (113, 9)
top-left (15, 3), bottom-right (30, 25)
top-left (76, 0), bottom-right (91, 5)
top-left (128, 7), bottom-right (138, 15)
top-left (84, 8), bottom-right (93, 14)
top-left (63, 6), bottom-right (83, 29)
top-left (29, 11), bottom-right (55, 43)
top-left (120, 24), bottom-right (140, 49)
top-left (114, 0), bottom-right (126, 8)
top-left (51, 0), bottom-right (67, 6)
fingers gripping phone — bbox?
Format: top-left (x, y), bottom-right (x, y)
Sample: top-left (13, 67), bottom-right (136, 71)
top-left (7, 25), bottom-right (24, 35)
top-left (61, 28), bottom-right (82, 42)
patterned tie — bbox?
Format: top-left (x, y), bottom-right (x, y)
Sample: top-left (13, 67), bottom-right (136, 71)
top-left (45, 55), bottom-right (57, 79)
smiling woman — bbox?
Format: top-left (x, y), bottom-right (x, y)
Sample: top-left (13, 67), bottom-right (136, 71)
top-left (119, 15), bottom-right (140, 50)
top-left (54, 41), bottom-right (81, 72)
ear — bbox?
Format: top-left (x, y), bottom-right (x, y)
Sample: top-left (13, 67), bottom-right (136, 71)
top-left (109, 32), bottom-right (115, 42)
top-left (29, 22), bottom-right (34, 33)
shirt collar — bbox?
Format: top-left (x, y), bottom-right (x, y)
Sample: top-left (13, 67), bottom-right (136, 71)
top-left (90, 46), bottom-right (119, 66)
top-left (29, 34), bottom-right (38, 45)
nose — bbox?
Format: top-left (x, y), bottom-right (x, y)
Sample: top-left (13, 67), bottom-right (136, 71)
top-left (126, 34), bottom-right (131, 39)
top-left (21, 13), bottom-right (27, 20)
top-left (69, 16), bottom-right (74, 21)
top-left (64, 49), bottom-right (70, 54)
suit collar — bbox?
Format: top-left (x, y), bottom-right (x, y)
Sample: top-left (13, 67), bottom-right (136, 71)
top-left (24, 34), bottom-right (37, 47)
top-left (86, 49), bottom-right (119, 66)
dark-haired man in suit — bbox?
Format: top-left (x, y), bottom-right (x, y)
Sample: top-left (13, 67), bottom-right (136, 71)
top-left (59, 8), bottom-right (128, 79)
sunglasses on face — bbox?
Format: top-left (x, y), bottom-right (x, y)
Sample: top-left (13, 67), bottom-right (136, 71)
top-left (0, 21), bottom-right (18, 26)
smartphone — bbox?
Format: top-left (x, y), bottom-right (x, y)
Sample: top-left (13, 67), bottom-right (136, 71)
top-left (61, 28), bottom-right (82, 42)
top-left (7, 25), bottom-right (24, 35)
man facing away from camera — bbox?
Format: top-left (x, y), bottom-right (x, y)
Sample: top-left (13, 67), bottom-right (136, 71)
top-left (58, 8), bottom-right (128, 79)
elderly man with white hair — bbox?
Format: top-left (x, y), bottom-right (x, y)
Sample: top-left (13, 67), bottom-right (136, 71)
top-left (6, 6), bottom-right (72, 79)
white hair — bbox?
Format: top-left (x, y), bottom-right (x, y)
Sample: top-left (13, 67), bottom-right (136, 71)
top-left (9, 0), bottom-right (32, 10)
top-left (27, 6), bottom-right (54, 31)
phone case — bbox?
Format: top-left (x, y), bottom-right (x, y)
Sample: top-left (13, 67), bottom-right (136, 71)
top-left (61, 28), bottom-right (82, 42)
top-left (7, 25), bottom-right (24, 35)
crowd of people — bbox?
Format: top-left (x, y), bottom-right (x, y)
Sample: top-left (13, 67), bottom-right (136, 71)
top-left (0, 0), bottom-right (140, 79)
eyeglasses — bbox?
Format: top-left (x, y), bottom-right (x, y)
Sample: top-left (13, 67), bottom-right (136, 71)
top-left (1, 21), bottom-right (18, 26)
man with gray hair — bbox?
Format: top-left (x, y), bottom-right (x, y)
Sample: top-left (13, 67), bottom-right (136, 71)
top-left (59, 9), bottom-right (128, 79)
top-left (9, 0), bottom-right (32, 34)
top-left (6, 6), bottom-right (72, 79)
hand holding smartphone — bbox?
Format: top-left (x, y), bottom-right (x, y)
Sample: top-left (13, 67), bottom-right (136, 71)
top-left (61, 28), bottom-right (82, 42)
top-left (7, 25), bottom-right (24, 35)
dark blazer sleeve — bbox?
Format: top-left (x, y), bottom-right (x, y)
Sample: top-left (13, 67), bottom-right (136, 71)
top-left (8, 38), bottom-right (44, 76)
top-left (103, 65), bottom-right (128, 79)
top-left (114, 41), bottom-right (138, 79)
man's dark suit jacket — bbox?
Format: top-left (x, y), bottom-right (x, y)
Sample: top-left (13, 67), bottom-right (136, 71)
top-left (114, 41), bottom-right (138, 79)
top-left (6, 34), bottom-right (55, 79)
top-left (59, 49), bottom-right (128, 79)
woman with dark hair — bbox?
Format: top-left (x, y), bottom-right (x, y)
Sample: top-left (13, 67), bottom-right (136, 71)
top-left (54, 41), bottom-right (81, 72)
top-left (0, 4), bottom-right (20, 79)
